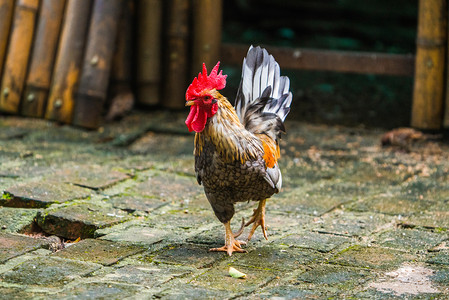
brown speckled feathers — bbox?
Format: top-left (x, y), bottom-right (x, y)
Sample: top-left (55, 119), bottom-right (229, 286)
top-left (194, 46), bottom-right (292, 224)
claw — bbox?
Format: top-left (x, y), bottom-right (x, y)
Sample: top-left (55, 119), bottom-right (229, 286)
top-left (209, 220), bottom-right (247, 256)
top-left (209, 239), bottom-right (247, 256)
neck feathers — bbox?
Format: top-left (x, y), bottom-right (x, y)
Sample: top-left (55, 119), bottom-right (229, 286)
top-left (194, 93), bottom-right (263, 163)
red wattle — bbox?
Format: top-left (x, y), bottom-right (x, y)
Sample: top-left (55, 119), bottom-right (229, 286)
top-left (185, 105), bottom-right (208, 132)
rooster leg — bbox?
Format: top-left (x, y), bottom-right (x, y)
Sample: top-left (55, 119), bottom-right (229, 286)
top-left (233, 217), bottom-right (245, 239)
top-left (209, 220), bottom-right (247, 256)
top-left (245, 199), bottom-right (267, 241)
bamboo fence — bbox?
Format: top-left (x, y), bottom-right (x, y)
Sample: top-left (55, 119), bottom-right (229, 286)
top-left (0, 0), bottom-right (446, 129)
top-left (412, 0), bottom-right (447, 129)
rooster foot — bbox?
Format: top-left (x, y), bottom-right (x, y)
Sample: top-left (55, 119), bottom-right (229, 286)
top-left (245, 199), bottom-right (267, 241)
top-left (209, 239), bottom-right (247, 256)
top-left (210, 220), bottom-right (247, 256)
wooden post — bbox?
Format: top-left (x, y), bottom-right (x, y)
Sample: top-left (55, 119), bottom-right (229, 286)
top-left (411, 0), bottom-right (447, 129)
top-left (0, 0), bottom-right (39, 114)
top-left (22, 0), bottom-right (66, 118)
top-left (0, 0), bottom-right (15, 78)
top-left (163, 0), bottom-right (190, 109)
top-left (136, 0), bottom-right (162, 106)
top-left (191, 0), bottom-right (223, 76)
top-left (72, 0), bottom-right (123, 129)
top-left (45, 0), bottom-right (92, 123)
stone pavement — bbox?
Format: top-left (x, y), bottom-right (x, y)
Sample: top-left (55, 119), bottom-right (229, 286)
top-left (0, 111), bottom-right (448, 299)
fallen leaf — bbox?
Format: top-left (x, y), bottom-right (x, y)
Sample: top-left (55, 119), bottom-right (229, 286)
top-left (229, 267), bottom-right (247, 279)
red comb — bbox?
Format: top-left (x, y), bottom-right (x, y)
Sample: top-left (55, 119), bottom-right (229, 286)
top-left (186, 62), bottom-right (227, 100)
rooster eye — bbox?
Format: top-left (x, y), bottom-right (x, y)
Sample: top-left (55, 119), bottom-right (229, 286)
top-left (204, 96), bottom-right (212, 101)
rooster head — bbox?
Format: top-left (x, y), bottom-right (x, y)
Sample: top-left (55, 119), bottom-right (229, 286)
top-left (185, 62), bottom-right (227, 132)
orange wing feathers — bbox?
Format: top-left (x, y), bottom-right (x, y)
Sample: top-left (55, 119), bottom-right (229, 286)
top-left (259, 134), bottom-right (280, 168)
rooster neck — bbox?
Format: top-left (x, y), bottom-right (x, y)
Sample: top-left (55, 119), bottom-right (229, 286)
top-left (194, 95), bottom-right (263, 163)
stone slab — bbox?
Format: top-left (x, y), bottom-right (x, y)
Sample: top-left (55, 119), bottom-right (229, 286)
top-left (0, 127), bottom-right (28, 140)
top-left (190, 263), bottom-right (277, 294)
top-left (129, 132), bottom-right (193, 156)
top-left (273, 182), bottom-right (362, 216)
top-left (97, 263), bottom-right (193, 287)
top-left (53, 239), bottom-right (145, 266)
top-left (330, 245), bottom-right (416, 270)
top-left (51, 164), bottom-right (130, 190)
top-left (1, 181), bottom-right (91, 208)
top-left (185, 226), bottom-right (224, 246)
top-left (150, 244), bottom-right (223, 269)
top-left (310, 211), bottom-right (393, 237)
top-left (431, 267), bottom-right (449, 290)
top-left (0, 287), bottom-right (49, 299)
top-left (232, 245), bottom-right (324, 272)
top-left (292, 264), bottom-right (372, 291)
top-left (36, 204), bottom-right (130, 239)
top-left (0, 232), bottom-right (47, 263)
top-left (55, 282), bottom-right (144, 299)
top-left (107, 194), bottom-right (167, 213)
top-left (349, 192), bottom-right (436, 216)
top-left (399, 211), bottom-right (449, 229)
top-left (134, 170), bottom-right (203, 204)
top-left (0, 207), bottom-right (39, 233)
top-left (0, 256), bottom-right (100, 287)
top-left (155, 285), bottom-right (232, 299)
top-left (253, 285), bottom-right (320, 300)
top-left (278, 231), bottom-right (351, 253)
top-left (99, 225), bottom-right (169, 246)
top-left (427, 251), bottom-right (449, 266)
top-left (378, 229), bottom-right (449, 252)
top-left (365, 263), bottom-right (445, 298)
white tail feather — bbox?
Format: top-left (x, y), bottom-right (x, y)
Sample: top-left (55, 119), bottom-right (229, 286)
top-left (235, 46), bottom-right (292, 125)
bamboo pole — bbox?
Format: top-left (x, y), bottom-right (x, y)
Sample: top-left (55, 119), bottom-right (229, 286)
top-left (163, 0), bottom-right (190, 109)
top-left (110, 0), bottom-right (133, 91)
top-left (411, 0), bottom-right (447, 129)
top-left (22, 0), bottom-right (66, 118)
top-left (0, 0), bottom-right (39, 114)
top-left (136, 0), bottom-right (162, 106)
top-left (0, 0), bottom-right (15, 78)
top-left (444, 6), bottom-right (449, 128)
top-left (191, 0), bottom-right (223, 77)
top-left (45, 0), bottom-right (92, 123)
top-left (106, 0), bottom-right (134, 121)
top-left (72, 0), bottom-right (123, 129)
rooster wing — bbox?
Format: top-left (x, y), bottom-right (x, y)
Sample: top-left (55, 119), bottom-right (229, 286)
top-left (235, 46), bottom-right (292, 191)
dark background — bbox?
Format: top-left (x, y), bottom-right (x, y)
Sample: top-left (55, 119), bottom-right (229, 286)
top-left (220, 0), bottom-right (418, 128)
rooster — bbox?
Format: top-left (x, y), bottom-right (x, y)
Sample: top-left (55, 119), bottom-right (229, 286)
top-left (185, 46), bottom-right (292, 255)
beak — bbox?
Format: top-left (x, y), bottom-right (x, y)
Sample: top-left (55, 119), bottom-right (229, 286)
top-left (185, 100), bottom-right (195, 106)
